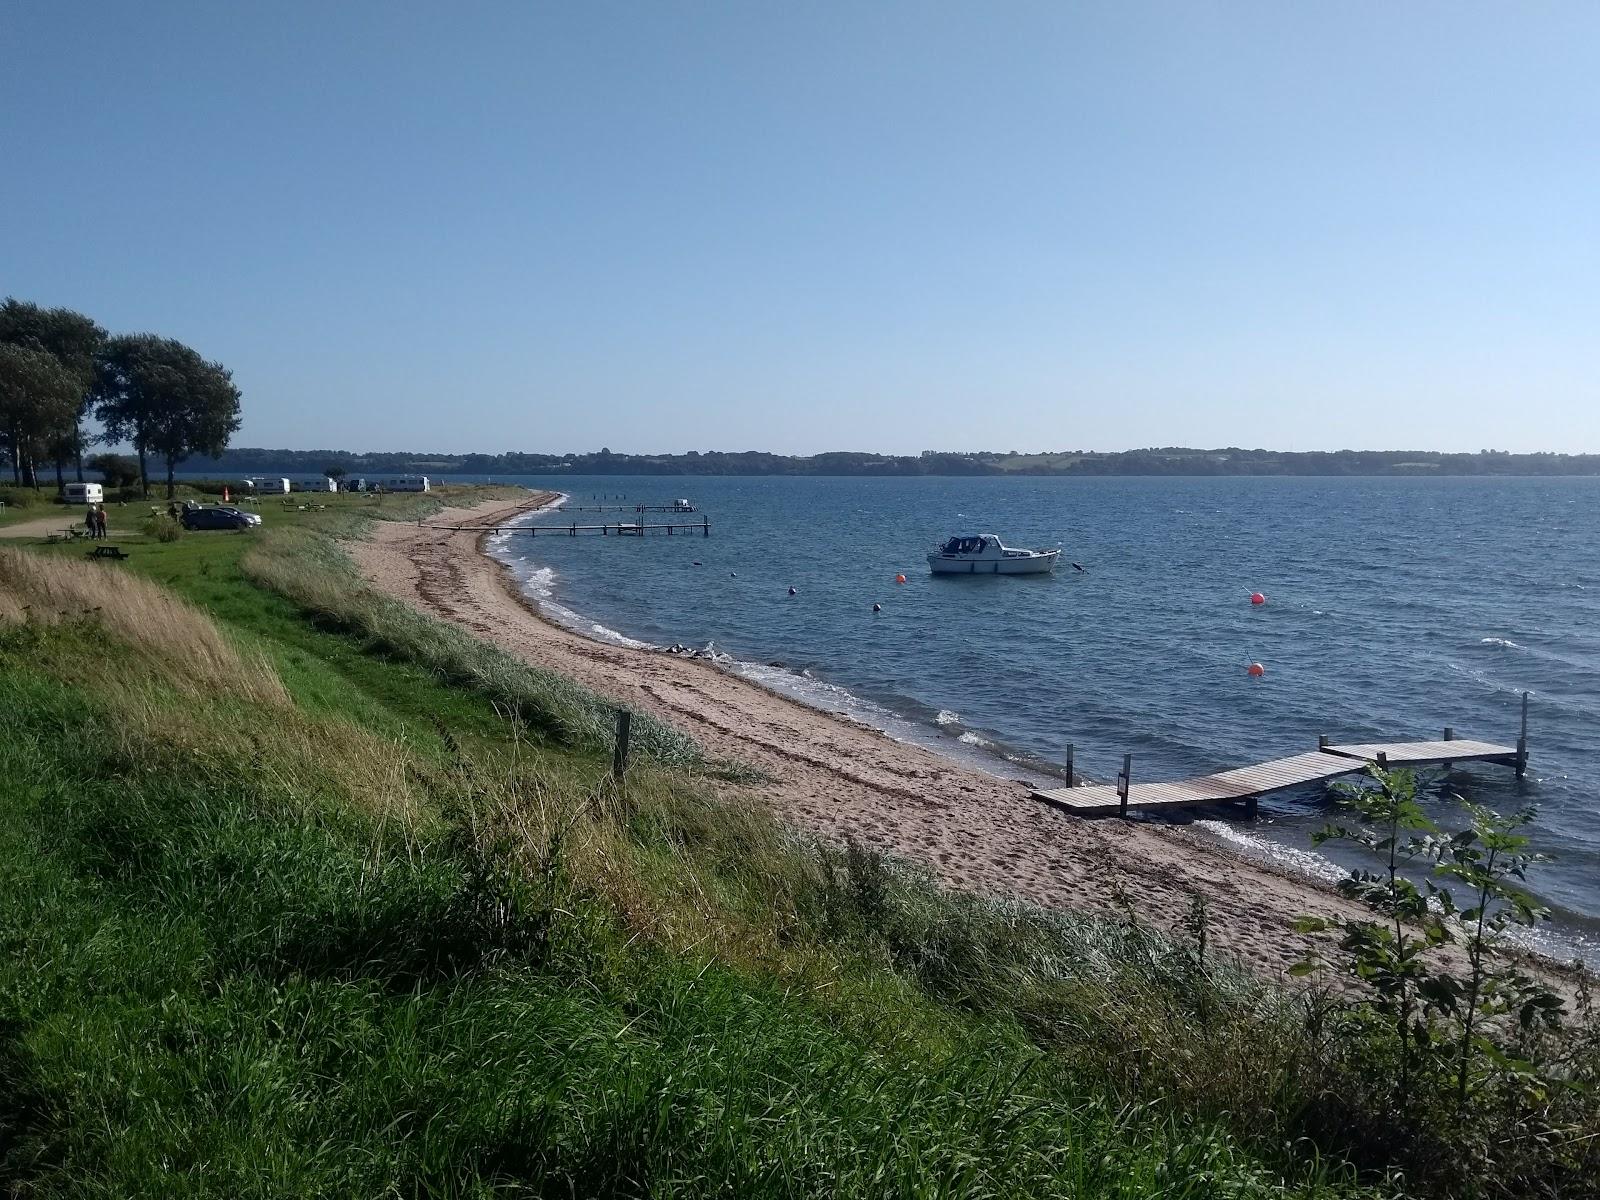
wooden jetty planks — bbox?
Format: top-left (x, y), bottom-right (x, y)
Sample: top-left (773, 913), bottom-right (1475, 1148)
top-left (1033, 737), bottom-right (1525, 817)
top-left (1322, 739), bottom-right (1515, 765)
top-left (1034, 751), bottom-right (1358, 814)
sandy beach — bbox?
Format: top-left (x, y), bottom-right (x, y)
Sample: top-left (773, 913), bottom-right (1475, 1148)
top-left (351, 492), bottom-right (1378, 976)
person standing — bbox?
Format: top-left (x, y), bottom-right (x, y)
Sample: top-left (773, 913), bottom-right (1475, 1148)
top-left (95, 506), bottom-right (108, 539)
top-left (85, 506), bottom-right (97, 539)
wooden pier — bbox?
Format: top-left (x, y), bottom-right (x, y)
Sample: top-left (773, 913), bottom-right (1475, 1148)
top-left (429, 519), bottom-right (710, 537)
top-left (556, 504), bottom-right (698, 514)
top-left (1033, 696), bottom-right (1529, 818)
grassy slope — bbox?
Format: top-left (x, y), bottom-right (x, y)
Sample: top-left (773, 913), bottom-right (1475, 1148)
top-left (0, 489), bottom-right (1589, 1197)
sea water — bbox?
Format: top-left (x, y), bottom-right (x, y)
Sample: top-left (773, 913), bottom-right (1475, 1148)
top-left (465, 473), bottom-right (1599, 956)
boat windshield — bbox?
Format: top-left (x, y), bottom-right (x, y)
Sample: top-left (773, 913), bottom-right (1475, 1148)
top-left (941, 536), bottom-right (988, 555)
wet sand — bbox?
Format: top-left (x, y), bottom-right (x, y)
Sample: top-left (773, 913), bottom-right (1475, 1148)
top-left (351, 492), bottom-right (1377, 976)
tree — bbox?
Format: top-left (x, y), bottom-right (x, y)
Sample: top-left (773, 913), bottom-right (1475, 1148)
top-left (87, 451), bottom-right (141, 490)
top-left (324, 464), bottom-right (348, 481)
top-left (0, 342), bottom-right (79, 489)
top-left (96, 335), bottom-right (243, 498)
top-left (0, 299), bottom-right (106, 484)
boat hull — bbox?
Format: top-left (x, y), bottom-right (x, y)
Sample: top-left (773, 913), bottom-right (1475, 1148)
top-left (927, 551), bottom-right (1059, 575)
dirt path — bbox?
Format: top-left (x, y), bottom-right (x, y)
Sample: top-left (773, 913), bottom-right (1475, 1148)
top-left (351, 493), bottom-right (1371, 976)
top-left (0, 514), bottom-right (105, 540)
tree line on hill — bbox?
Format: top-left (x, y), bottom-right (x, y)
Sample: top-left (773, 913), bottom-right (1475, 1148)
top-left (185, 445), bottom-right (1600, 478)
top-left (0, 298), bottom-right (242, 498)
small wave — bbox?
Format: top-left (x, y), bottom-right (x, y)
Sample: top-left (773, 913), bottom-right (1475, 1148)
top-left (695, 641), bottom-right (735, 664)
top-left (1444, 660), bottom-right (1522, 697)
top-left (935, 709), bottom-right (961, 726)
top-left (958, 731), bottom-right (991, 747)
top-left (1192, 820), bottom-right (1346, 884)
top-left (523, 565), bottom-right (556, 597)
top-left (1480, 637), bottom-right (1521, 649)
top-left (590, 623), bottom-right (653, 650)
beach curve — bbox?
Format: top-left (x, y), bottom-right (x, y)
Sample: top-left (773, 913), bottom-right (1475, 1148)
top-left (350, 491), bottom-right (1375, 976)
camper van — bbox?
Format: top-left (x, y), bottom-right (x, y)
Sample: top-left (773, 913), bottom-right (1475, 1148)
top-left (384, 476), bottom-right (431, 493)
top-left (61, 482), bottom-right (104, 505)
top-left (247, 477), bottom-right (291, 495)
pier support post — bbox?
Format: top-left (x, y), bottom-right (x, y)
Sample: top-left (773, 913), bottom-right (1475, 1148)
top-left (1444, 726), bottom-right (1454, 741)
top-left (1117, 754), bottom-right (1132, 817)
top-left (1516, 691), bottom-right (1529, 778)
top-left (1064, 743), bottom-right (1074, 788)
top-left (703, 519), bottom-right (710, 537)
top-left (1318, 734), bottom-right (1329, 751)
top-left (1376, 752), bottom-right (1388, 774)
top-left (612, 709), bottom-right (632, 782)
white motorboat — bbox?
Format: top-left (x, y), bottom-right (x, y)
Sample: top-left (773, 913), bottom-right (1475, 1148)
top-left (927, 533), bottom-right (1060, 575)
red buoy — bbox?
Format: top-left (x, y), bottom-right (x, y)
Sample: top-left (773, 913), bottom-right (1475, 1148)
top-left (1250, 592), bottom-right (1267, 606)
top-left (1247, 662), bottom-right (1265, 677)
top-left (895, 574), bottom-right (907, 585)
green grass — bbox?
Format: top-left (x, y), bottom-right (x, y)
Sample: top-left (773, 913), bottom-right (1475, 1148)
top-left (0, 624), bottom-right (1375, 1198)
top-left (1, 486), bottom-right (1594, 1197)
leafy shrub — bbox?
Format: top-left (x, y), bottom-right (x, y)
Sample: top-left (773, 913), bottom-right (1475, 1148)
top-left (139, 516), bottom-right (182, 543)
top-left (1295, 766), bottom-right (1596, 1194)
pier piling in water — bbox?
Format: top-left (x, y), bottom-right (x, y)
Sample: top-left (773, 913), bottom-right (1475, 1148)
top-left (1517, 691), bottom-right (1530, 777)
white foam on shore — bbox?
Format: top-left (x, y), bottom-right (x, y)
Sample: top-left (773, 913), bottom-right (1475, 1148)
top-left (485, 511), bottom-right (1047, 779)
top-left (1192, 820), bottom-right (1348, 884)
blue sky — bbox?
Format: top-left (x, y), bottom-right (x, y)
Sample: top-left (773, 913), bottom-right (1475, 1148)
top-left (3, 2), bottom-right (1596, 455)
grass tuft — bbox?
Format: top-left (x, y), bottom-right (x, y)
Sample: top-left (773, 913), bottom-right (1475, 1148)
top-left (0, 545), bottom-right (286, 706)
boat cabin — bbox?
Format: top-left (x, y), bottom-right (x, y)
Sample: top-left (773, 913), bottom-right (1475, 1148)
top-left (939, 535), bottom-right (995, 556)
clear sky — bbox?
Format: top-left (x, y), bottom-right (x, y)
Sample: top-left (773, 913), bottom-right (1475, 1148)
top-left (4, 2), bottom-right (1597, 456)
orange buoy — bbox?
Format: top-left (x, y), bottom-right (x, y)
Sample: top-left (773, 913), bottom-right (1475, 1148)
top-left (1250, 592), bottom-right (1267, 606)
top-left (895, 574), bottom-right (907, 584)
top-left (1247, 662), bottom-right (1265, 677)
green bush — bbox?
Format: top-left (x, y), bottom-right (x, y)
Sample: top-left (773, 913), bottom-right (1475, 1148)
top-left (139, 516), bottom-right (182, 543)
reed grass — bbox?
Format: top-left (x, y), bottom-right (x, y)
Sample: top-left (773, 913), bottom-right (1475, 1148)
top-left (240, 525), bottom-right (711, 767)
top-left (0, 545), bottom-right (287, 706)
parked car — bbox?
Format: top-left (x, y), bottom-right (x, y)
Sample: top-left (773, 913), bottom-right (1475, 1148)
top-left (180, 506), bottom-right (261, 531)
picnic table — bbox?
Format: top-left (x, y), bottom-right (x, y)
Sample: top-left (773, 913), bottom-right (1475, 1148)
top-left (86, 545), bottom-right (129, 561)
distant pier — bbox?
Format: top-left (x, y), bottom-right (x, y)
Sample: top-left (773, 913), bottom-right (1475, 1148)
top-left (1034, 694), bottom-right (1530, 819)
top-left (431, 518), bottom-right (710, 537)
top-left (557, 503), bottom-right (698, 514)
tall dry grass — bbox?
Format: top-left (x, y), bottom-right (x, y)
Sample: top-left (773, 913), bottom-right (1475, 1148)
top-left (0, 547), bottom-right (288, 707)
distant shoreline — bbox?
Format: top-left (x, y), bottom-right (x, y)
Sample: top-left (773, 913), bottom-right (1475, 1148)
top-left (181, 447), bottom-right (1600, 479)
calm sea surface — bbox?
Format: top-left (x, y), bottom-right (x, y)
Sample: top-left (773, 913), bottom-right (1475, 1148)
top-left (459, 473), bottom-right (1597, 956)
